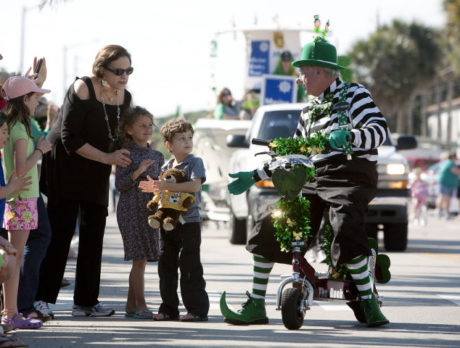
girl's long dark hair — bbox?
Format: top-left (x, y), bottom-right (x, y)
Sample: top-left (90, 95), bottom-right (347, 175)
top-left (3, 92), bottom-right (34, 138)
top-left (118, 106), bottom-right (154, 146)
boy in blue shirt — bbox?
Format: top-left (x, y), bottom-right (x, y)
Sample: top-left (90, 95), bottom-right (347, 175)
top-left (139, 119), bottom-right (209, 321)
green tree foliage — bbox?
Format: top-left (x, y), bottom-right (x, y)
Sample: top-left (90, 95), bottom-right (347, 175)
top-left (348, 20), bottom-right (440, 132)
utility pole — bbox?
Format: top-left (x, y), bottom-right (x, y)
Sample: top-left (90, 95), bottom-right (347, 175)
top-left (19, 5), bottom-right (39, 74)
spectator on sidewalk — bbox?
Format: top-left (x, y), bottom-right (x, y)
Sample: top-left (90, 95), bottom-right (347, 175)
top-left (116, 106), bottom-right (164, 319)
top-left (214, 88), bottom-right (239, 120)
top-left (437, 152), bottom-right (460, 219)
top-left (1, 76), bottom-right (52, 330)
top-left (35, 44), bottom-right (133, 318)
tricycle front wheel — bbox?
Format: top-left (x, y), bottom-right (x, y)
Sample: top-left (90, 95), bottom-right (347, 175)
top-left (281, 287), bottom-right (305, 330)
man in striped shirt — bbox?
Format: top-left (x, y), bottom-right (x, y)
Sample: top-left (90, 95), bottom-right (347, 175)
top-left (221, 36), bottom-right (389, 328)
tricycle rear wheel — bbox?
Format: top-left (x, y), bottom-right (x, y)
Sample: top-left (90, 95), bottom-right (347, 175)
top-left (281, 287), bottom-right (304, 330)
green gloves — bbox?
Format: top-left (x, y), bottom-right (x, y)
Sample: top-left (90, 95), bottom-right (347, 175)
top-left (228, 171), bottom-right (257, 195)
top-left (329, 129), bottom-right (352, 150)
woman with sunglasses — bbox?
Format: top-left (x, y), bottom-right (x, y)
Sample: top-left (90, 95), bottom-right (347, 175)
top-left (214, 87), bottom-right (240, 120)
top-left (35, 45), bottom-right (134, 318)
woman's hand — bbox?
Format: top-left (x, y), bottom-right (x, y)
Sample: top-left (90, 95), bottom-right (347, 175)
top-left (36, 136), bottom-right (52, 155)
top-left (108, 149), bottom-right (132, 167)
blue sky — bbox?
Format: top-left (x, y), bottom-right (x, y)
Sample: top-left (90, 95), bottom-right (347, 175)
top-left (0, 0), bottom-right (445, 117)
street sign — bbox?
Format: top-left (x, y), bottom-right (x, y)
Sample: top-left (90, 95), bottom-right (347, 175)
top-left (260, 74), bottom-right (298, 105)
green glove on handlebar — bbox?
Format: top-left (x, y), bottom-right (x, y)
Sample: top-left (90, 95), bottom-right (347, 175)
top-left (228, 171), bottom-right (257, 195)
top-left (328, 129), bottom-right (352, 150)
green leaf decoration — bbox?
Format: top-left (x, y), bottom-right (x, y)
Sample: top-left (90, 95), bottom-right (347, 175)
top-left (272, 167), bottom-right (308, 200)
top-left (270, 133), bottom-right (328, 157)
top-left (272, 196), bottom-right (312, 252)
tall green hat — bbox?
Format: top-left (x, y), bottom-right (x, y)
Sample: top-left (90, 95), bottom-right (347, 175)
top-left (292, 16), bottom-right (344, 70)
top-left (293, 38), bottom-right (344, 70)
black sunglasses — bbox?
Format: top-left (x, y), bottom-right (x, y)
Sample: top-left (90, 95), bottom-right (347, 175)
top-left (104, 66), bottom-right (134, 76)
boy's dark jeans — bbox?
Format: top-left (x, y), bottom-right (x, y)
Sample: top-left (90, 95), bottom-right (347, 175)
top-left (158, 222), bottom-right (209, 318)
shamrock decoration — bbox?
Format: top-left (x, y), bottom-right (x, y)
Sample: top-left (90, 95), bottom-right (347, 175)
top-left (368, 237), bottom-right (391, 284)
top-left (272, 167), bottom-right (308, 201)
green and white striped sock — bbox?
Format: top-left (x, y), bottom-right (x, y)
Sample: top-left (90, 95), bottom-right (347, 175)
top-left (251, 254), bottom-right (274, 300)
top-left (346, 255), bottom-right (373, 300)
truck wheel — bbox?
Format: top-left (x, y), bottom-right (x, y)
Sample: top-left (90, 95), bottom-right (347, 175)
top-left (281, 287), bottom-right (304, 330)
top-left (383, 223), bottom-right (408, 251)
top-left (229, 214), bottom-right (247, 245)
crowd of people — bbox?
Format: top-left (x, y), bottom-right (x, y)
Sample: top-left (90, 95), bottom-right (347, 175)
top-left (0, 45), bottom-right (210, 347)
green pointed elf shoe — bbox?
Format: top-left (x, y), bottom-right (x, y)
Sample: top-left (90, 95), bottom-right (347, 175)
top-left (220, 291), bottom-right (269, 325)
top-left (360, 294), bottom-right (389, 327)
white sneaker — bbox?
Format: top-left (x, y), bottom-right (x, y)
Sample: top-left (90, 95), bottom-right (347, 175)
top-left (34, 300), bottom-right (55, 319)
top-left (72, 303), bottom-right (115, 317)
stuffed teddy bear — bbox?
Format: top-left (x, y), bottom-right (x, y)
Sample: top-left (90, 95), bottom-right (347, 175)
top-left (146, 168), bottom-right (195, 231)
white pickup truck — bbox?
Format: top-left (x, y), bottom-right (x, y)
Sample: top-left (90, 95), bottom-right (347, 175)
top-left (225, 103), bottom-right (417, 251)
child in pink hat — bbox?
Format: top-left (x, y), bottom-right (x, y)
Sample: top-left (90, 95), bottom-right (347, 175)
top-left (0, 76), bottom-right (51, 330)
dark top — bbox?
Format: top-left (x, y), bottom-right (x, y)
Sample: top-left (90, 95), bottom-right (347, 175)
top-left (41, 76), bottom-right (132, 206)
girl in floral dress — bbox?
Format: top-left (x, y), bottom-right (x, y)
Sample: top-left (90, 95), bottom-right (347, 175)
top-left (116, 106), bottom-right (164, 319)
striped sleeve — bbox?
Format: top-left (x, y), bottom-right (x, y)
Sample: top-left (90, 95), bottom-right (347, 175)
top-left (349, 85), bottom-right (387, 150)
top-left (294, 108), bottom-right (308, 139)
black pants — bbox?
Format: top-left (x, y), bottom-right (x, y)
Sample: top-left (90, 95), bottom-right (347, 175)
top-left (247, 157), bottom-right (377, 267)
top-left (158, 222), bottom-right (209, 318)
top-left (36, 199), bottom-right (107, 306)
top-left (303, 157), bottom-right (377, 266)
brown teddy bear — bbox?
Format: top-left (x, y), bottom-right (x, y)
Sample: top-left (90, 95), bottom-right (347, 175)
top-left (147, 168), bottom-right (195, 231)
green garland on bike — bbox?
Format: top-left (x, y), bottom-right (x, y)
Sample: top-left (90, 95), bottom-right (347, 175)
top-left (268, 135), bottom-right (350, 279)
top-left (268, 135), bottom-right (327, 252)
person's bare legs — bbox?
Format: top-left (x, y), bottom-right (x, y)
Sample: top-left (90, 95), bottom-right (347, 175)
top-left (440, 194), bottom-right (451, 218)
top-left (125, 258), bottom-right (148, 314)
top-left (3, 230), bottom-right (29, 318)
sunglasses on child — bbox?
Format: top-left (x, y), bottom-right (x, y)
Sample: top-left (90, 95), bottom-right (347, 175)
top-left (104, 66), bottom-right (134, 76)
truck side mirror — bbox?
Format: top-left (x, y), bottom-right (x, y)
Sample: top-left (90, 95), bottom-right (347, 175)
top-left (226, 134), bottom-right (249, 148)
top-left (395, 135), bottom-right (417, 151)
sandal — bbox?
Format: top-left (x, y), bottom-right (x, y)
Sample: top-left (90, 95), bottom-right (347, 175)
top-left (1, 314), bottom-right (42, 330)
top-left (180, 312), bottom-right (208, 322)
top-left (125, 310), bottom-right (153, 319)
top-left (0, 333), bottom-right (27, 347)
top-left (153, 312), bottom-right (178, 321)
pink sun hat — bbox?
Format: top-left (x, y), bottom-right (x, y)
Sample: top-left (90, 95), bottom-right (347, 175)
top-left (1, 76), bottom-right (50, 100)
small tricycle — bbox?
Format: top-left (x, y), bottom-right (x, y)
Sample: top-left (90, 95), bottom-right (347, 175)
top-left (242, 138), bottom-right (390, 330)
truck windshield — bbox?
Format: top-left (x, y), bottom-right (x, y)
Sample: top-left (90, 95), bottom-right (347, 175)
top-left (257, 110), bottom-right (301, 141)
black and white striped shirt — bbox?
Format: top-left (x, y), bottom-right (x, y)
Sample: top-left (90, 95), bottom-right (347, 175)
top-left (294, 78), bottom-right (388, 163)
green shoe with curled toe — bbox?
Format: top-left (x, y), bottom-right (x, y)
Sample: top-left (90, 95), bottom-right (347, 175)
top-left (360, 294), bottom-right (389, 327)
top-left (220, 291), bottom-right (268, 325)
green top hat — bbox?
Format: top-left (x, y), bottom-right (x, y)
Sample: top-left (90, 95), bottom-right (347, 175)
top-left (293, 38), bottom-right (345, 70)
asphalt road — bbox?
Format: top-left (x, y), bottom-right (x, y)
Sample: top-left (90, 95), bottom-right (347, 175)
top-left (10, 210), bottom-right (460, 348)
